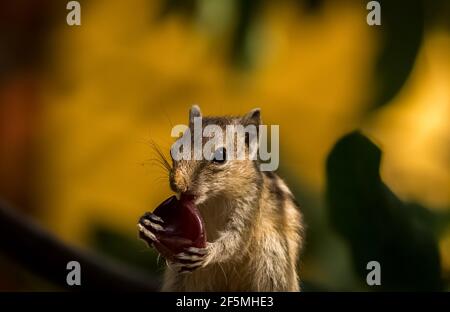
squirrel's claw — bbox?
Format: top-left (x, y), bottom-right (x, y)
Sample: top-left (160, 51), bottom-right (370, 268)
top-left (143, 212), bottom-right (164, 224)
top-left (138, 212), bottom-right (166, 246)
top-left (172, 244), bottom-right (211, 273)
top-left (137, 223), bottom-right (158, 245)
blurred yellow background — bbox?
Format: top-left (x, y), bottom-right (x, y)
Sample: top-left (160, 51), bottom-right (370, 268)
top-left (0, 0), bottom-right (448, 290)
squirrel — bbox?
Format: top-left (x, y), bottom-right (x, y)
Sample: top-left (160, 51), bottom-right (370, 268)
top-left (139, 105), bottom-right (303, 291)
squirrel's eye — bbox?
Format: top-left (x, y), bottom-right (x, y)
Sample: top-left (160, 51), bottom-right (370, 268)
top-left (212, 147), bottom-right (226, 164)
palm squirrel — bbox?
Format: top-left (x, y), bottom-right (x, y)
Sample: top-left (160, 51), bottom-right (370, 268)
top-left (138, 105), bottom-right (303, 291)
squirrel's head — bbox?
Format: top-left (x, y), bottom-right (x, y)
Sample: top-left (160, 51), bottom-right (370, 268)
top-left (169, 105), bottom-right (263, 205)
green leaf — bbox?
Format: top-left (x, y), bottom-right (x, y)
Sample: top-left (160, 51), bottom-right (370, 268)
top-left (326, 131), bottom-right (442, 291)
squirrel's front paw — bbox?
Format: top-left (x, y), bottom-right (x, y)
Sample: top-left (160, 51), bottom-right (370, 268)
top-left (137, 212), bottom-right (165, 246)
top-left (171, 244), bottom-right (212, 273)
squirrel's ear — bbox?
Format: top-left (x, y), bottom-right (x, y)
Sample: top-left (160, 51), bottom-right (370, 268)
top-left (189, 105), bottom-right (202, 124)
top-left (242, 108), bottom-right (261, 126)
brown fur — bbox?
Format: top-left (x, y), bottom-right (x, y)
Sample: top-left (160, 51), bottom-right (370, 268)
top-left (162, 106), bottom-right (303, 291)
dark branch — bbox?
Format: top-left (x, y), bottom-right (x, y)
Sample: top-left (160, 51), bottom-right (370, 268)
top-left (0, 199), bottom-right (160, 291)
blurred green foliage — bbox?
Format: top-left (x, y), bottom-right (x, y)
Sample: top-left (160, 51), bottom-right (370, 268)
top-left (326, 132), bottom-right (443, 291)
top-left (90, 223), bottom-right (165, 280)
top-left (159, 0), bottom-right (450, 109)
top-left (371, 0), bottom-right (424, 109)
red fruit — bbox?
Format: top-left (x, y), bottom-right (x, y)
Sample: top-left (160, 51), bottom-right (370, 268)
top-left (140, 195), bottom-right (206, 261)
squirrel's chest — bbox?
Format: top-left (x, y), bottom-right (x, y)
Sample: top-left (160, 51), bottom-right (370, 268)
top-left (180, 261), bottom-right (253, 291)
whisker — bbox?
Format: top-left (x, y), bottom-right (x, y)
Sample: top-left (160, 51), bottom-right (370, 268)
top-left (160, 105), bottom-right (175, 129)
top-left (147, 158), bottom-right (170, 173)
top-left (149, 140), bottom-right (172, 173)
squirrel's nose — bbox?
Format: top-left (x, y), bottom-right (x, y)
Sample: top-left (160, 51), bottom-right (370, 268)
top-left (170, 170), bottom-right (188, 193)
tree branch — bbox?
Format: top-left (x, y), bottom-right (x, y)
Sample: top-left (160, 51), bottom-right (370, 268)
top-left (0, 199), bottom-right (160, 291)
